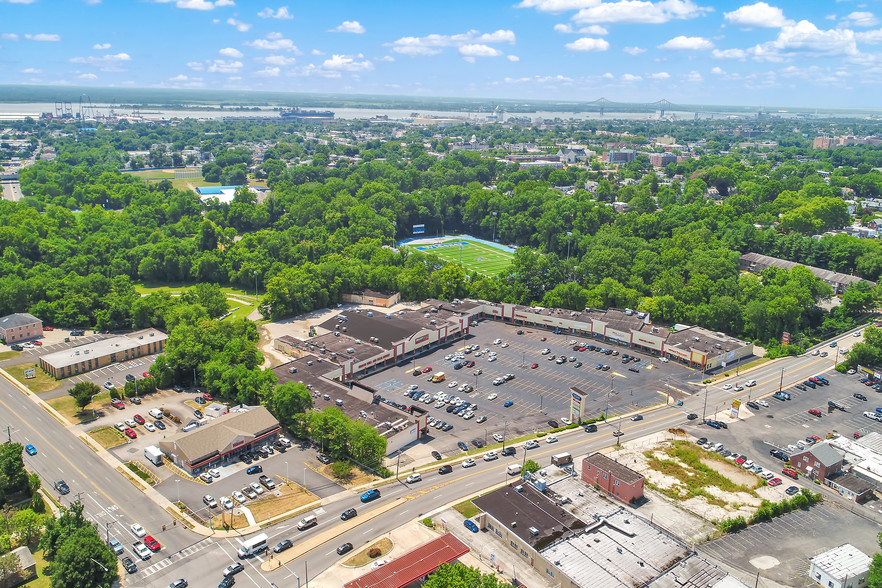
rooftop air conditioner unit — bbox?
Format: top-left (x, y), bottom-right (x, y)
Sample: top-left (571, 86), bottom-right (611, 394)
top-left (342, 326), bottom-right (347, 332)
top-left (355, 339), bottom-right (361, 344)
top-left (84, 350), bottom-right (89, 354)
top-left (529, 527), bottom-right (539, 536)
top-left (138, 336), bottom-right (143, 340)
top-left (74, 351), bottom-right (79, 355)
top-left (150, 333), bottom-right (154, 337)
top-left (334, 331), bottom-right (340, 337)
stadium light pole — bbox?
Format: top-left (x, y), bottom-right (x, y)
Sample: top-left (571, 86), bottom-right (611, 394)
top-left (491, 212), bottom-right (498, 243)
top-left (566, 232), bottom-right (572, 261)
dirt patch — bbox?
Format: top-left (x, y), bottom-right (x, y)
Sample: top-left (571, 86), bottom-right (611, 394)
top-left (342, 537), bottom-right (394, 568)
top-left (317, 464), bottom-right (379, 488)
top-left (699, 457), bottom-right (758, 488)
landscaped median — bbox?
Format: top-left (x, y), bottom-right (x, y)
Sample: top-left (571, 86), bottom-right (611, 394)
top-left (260, 496), bottom-right (407, 572)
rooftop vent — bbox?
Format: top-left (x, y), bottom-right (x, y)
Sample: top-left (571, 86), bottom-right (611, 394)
top-left (355, 339), bottom-right (361, 344)
top-left (529, 527), bottom-right (539, 536)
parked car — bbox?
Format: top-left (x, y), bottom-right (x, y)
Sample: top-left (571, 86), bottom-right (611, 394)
top-left (464, 519), bottom-right (479, 533)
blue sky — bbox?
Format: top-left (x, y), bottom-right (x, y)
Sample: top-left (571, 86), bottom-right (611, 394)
top-left (1, 0), bottom-right (881, 107)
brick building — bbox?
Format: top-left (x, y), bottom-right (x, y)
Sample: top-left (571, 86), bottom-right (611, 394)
top-left (39, 329), bottom-right (166, 379)
top-left (789, 443), bottom-right (843, 482)
top-left (581, 452), bottom-right (645, 504)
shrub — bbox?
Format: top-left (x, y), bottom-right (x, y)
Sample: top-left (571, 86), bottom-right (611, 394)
top-left (420, 517), bottom-right (434, 528)
top-left (376, 466), bottom-right (393, 478)
top-left (718, 516), bottom-right (747, 533)
top-left (368, 547), bottom-right (381, 558)
top-left (523, 460), bottom-right (540, 474)
top-left (536, 432), bottom-right (547, 437)
top-left (330, 461), bottom-right (353, 479)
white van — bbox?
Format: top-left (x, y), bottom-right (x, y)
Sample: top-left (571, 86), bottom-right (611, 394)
top-left (148, 408), bottom-right (164, 419)
top-left (237, 533), bottom-right (268, 558)
top-left (746, 380), bottom-right (757, 387)
top-left (506, 464), bottom-right (522, 476)
top-left (297, 514), bottom-right (317, 530)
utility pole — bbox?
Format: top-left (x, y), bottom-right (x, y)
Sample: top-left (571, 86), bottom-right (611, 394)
top-left (105, 521), bottom-right (113, 545)
top-left (501, 421), bottom-right (507, 452)
top-left (566, 231), bottom-right (572, 261)
top-left (702, 384), bottom-right (708, 423)
top-left (6, 426), bottom-right (10, 443)
top-left (778, 368), bottom-right (784, 393)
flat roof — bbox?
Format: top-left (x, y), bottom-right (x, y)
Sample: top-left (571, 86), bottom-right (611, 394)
top-left (584, 453), bottom-right (645, 485)
top-left (473, 483), bottom-right (586, 548)
top-left (665, 326), bottom-right (747, 359)
top-left (651, 555), bottom-right (747, 588)
top-left (40, 329), bottom-right (167, 369)
top-left (741, 252), bottom-right (874, 286)
top-left (540, 509), bottom-right (690, 588)
top-left (317, 310), bottom-right (423, 349)
top-left (343, 533), bottom-right (469, 588)
top-left (811, 544), bottom-right (871, 579)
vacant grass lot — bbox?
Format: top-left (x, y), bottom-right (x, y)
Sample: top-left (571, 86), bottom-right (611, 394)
top-left (221, 484), bottom-right (317, 529)
top-left (4, 363), bottom-right (59, 394)
top-left (89, 426), bottom-right (127, 449)
top-left (343, 537), bottom-right (393, 567)
top-left (453, 499), bottom-right (481, 519)
top-left (410, 239), bottom-right (513, 276)
top-left (47, 395), bottom-right (98, 425)
top-left (0, 350), bottom-right (21, 361)
top-left (133, 283), bottom-right (259, 320)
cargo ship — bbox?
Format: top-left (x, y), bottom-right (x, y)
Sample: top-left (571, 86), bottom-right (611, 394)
top-left (279, 107), bottom-right (335, 120)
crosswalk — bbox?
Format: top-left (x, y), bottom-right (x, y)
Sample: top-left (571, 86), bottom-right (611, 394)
top-left (139, 537), bottom-right (216, 578)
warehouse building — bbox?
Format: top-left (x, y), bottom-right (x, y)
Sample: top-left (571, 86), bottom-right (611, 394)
top-left (39, 328), bottom-right (167, 379)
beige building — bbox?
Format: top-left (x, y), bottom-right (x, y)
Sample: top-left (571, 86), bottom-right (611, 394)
top-left (39, 329), bottom-right (167, 379)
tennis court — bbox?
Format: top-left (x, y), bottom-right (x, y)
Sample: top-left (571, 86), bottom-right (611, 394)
top-left (409, 239), bottom-right (513, 276)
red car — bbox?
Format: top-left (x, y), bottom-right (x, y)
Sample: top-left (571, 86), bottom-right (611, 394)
top-left (111, 399), bottom-right (125, 410)
top-left (768, 478), bottom-right (782, 487)
top-left (540, 337), bottom-right (547, 341)
top-left (202, 393), bottom-right (213, 401)
top-left (32, 341), bottom-right (42, 346)
top-left (735, 455), bottom-right (747, 465)
top-left (578, 346), bottom-right (587, 352)
top-left (808, 409), bottom-right (822, 417)
top-left (124, 428), bottom-right (137, 439)
top-left (42, 326), bottom-right (54, 331)
top-left (530, 363), bottom-right (539, 369)
top-left (133, 414), bottom-right (145, 425)
top-left (810, 435), bottom-right (821, 442)
top-left (142, 371), bottom-right (152, 378)
top-left (143, 536), bottom-right (161, 552)
top-left (782, 467), bottom-right (799, 479)
top-left (421, 367), bottom-right (432, 373)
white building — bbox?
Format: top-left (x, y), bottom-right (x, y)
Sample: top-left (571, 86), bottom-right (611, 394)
top-left (809, 544), bottom-right (871, 588)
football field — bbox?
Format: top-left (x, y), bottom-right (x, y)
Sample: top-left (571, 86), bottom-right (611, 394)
top-left (409, 238), bottom-right (513, 276)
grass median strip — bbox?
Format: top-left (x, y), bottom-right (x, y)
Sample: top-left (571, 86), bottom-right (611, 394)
top-left (342, 537), bottom-right (394, 567)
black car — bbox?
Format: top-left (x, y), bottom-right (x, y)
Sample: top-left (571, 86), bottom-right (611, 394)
top-left (121, 557), bottom-right (137, 574)
top-left (273, 539), bottom-right (293, 554)
top-left (628, 367), bottom-right (639, 373)
top-left (341, 508), bottom-right (358, 520)
top-left (501, 447), bottom-right (516, 456)
top-left (54, 480), bottom-right (69, 495)
top-left (337, 542), bottom-right (353, 555)
top-left (770, 449), bottom-right (789, 461)
top-left (70, 329), bottom-right (85, 337)
top-left (746, 401), bottom-right (760, 410)
top-left (785, 486), bottom-right (800, 496)
top-left (154, 420), bottom-right (166, 430)
top-left (696, 437), bottom-right (708, 445)
top-left (584, 424), bottom-right (598, 432)
top-left (795, 384), bottom-right (807, 391)
top-left (855, 393), bottom-right (868, 401)
top-left (273, 440), bottom-right (288, 452)
top-left (172, 385), bottom-right (184, 393)
top-left (687, 413), bottom-right (698, 420)
top-left (446, 405), bottom-right (455, 413)
top-left (10, 344), bottom-right (22, 351)
top-left (438, 465), bottom-right (453, 475)
top-left (457, 441), bottom-right (468, 451)
top-left (240, 453), bottom-right (252, 464)
top-left (125, 374), bottom-right (136, 383)
top-left (317, 454), bottom-right (332, 464)
top-left (194, 396), bottom-right (206, 405)
top-left (431, 451), bottom-right (442, 460)
top-left (194, 409), bottom-right (203, 419)
top-left (218, 578), bottom-right (235, 588)
top-left (472, 439), bottom-right (485, 448)
top-left (803, 380), bottom-right (816, 389)
top-left (442, 424), bottom-right (453, 432)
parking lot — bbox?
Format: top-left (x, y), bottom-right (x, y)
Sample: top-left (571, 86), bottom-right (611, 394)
top-left (362, 320), bottom-right (695, 452)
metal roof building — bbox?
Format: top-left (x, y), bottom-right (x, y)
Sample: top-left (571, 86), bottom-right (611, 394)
top-left (343, 533), bottom-right (469, 588)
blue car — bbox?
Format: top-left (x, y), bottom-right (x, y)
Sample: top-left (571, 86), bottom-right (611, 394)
top-left (360, 489), bottom-right (381, 503)
top-left (595, 364), bottom-right (603, 369)
top-left (464, 519), bottom-right (479, 533)
top-left (503, 401), bottom-right (514, 408)
top-left (24, 444), bottom-right (36, 456)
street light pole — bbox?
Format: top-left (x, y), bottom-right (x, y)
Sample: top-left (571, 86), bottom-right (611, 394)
top-left (779, 368), bottom-right (784, 393)
top-left (285, 461), bottom-right (289, 485)
top-left (501, 421), bottom-right (507, 452)
top-left (254, 270), bottom-right (258, 301)
top-left (303, 467), bottom-right (307, 488)
top-left (89, 558), bottom-right (108, 572)
top-left (175, 479), bottom-right (180, 504)
top-left (702, 384), bottom-right (708, 423)
top-left (105, 521), bottom-right (113, 545)
top-left (566, 231), bottom-right (572, 261)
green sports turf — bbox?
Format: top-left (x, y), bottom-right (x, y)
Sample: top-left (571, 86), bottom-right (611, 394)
top-left (411, 239), bottom-right (513, 276)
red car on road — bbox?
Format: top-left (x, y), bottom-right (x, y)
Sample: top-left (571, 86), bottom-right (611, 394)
top-left (530, 363), bottom-right (539, 369)
top-left (421, 366), bottom-right (432, 373)
top-left (133, 414), bottom-right (145, 425)
top-left (808, 409), bottom-right (822, 417)
top-left (782, 467), bottom-right (799, 479)
top-left (540, 337), bottom-right (547, 341)
top-left (111, 399), bottom-right (125, 410)
top-left (143, 536), bottom-right (161, 552)
top-left (124, 428), bottom-right (137, 439)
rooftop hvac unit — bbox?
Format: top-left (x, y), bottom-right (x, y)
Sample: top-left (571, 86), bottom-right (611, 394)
top-left (150, 332), bottom-right (154, 337)
top-left (529, 527), bottom-right (539, 536)
top-left (347, 348), bottom-right (354, 353)
top-left (74, 351), bottom-right (79, 355)
top-left (342, 326), bottom-right (347, 332)
top-left (138, 335), bottom-right (143, 340)
top-left (334, 331), bottom-right (339, 337)
top-left (84, 350), bottom-right (89, 354)
top-left (355, 339), bottom-right (361, 344)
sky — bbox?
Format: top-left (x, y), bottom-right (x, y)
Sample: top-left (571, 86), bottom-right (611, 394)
top-left (1, 0), bottom-right (882, 108)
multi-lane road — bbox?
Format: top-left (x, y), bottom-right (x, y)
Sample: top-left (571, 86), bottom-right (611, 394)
top-left (1, 325), bottom-right (865, 586)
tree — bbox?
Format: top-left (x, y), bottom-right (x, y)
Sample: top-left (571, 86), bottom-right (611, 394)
top-left (39, 502), bottom-right (87, 560)
top-left (68, 382), bottom-right (100, 412)
top-left (267, 382), bottom-right (312, 431)
top-left (0, 551), bottom-right (21, 588)
top-left (12, 509), bottom-right (45, 545)
top-left (867, 532), bottom-right (882, 588)
top-left (49, 526), bottom-right (118, 588)
top-left (523, 460), bottom-right (540, 474)
top-left (0, 443), bottom-right (29, 505)
top-left (423, 563), bottom-right (505, 588)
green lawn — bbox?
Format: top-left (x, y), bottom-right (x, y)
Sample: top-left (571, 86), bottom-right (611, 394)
top-left (22, 548), bottom-right (50, 588)
top-left (408, 239), bottom-right (514, 276)
top-left (47, 395), bottom-right (100, 425)
top-left (4, 363), bottom-right (59, 394)
top-left (133, 283), bottom-right (259, 320)
top-left (0, 350), bottom-right (21, 361)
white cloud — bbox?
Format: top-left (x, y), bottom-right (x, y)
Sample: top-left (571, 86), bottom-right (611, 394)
top-left (507, 54), bottom-right (520, 61)
top-left (555, 23), bottom-right (609, 34)
top-left (685, 70), bottom-right (703, 82)
top-left (388, 29), bottom-right (515, 56)
top-left (711, 66), bottom-right (725, 74)
top-left (215, 0), bottom-right (234, 5)
top-left (219, 47), bottom-right (243, 58)
top-left (169, 74), bottom-right (189, 81)
top-left (261, 54), bottom-right (296, 65)
top-left (724, 2), bottom-right (792, 28)
top-left (623, 46), bottom-right (646, 55)
top-left (649, 71), bottom-right (670, 79)
top-left (322, 54), bottom-right (374, 71)
top-left (92, 42), bottom-right (111, 50)
top-left (712, 47), bottom-right (747, 59)
top-left (602, 72), bottom-right (614, 78)
top-left (573, 0), bottom-right (712, 25)
top-left (254, 66), bottom-right (280, 76)
top-left (1, 33), bottom-right (19, 41)
top-left (846, 11), bottom-right (878, 28)
top-left (502, 73), bottom-right (574, 84)
top-left (622, 73), bottom-right (642, 81)
top-left (187, 61), bottom-right (204, 70)
top-left (459, 44), bottom-right (504, 58)
top-left (78, 73), bottom-right (98, 79)
top-left (245, 33), bottom-right (298, 51)
top-left (565, 37), bottom-right (610, 51)
top-left (380, 55), bottom-right (394, 62)
top-left (516, 0), bottom-right (601, 13)
top-left (84, 0), bottom-right (101, 3)
top-left (751, 20), bottom-right (858, 61)
top-left (21, 67), bottom-right (40, 73)
top-left (70, 52), bottom-right (131, 65)
top-left (658, 35), bottom-right (713, 50)
top-left (24, 33), bottom-right (61, 42)
top-left (227, 17), bottom-right (251, 31)
top-left (257, 6), bottom-right (292, 19)
top-left (0, 0), bottom-right (39, 3)
top-left (155, 0), bottom-right (224, 9)
top-left (856, 29), bottom-right (882, 44)
top-left (331, 20), bottom-right (365, 34)
top-left (207, 59), bottom-right (242, 72)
